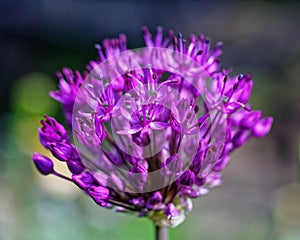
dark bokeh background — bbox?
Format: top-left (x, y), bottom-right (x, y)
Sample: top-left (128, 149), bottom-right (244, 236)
top-left (1, 1), bottom-right (300, 240)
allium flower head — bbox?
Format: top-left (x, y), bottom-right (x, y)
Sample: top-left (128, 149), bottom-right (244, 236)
top-left (32, 27), bottom-right (273, 228)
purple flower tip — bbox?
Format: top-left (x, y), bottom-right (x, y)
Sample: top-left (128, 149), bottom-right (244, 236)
top-left (232, 130), bottom-right (249, 147)
top-left (160, 154), bottom-right (183, 176)
top-left (32, 152), bottom-right (54, 175)
top-left (67, 159), bottom-right (85, 175)
top-left (39, 115), bottom-right (68, 149)
top-left (72, 172), bottom-right (94, 190)
top-left (251, 117), bottom-right (273, 138)
top-left (130, 197), bottom-right (145, 208)
top-left (49, 142), bottom-right (73, 161)
top-left (88, 186), bottom-right (109, 204)
top-left (180, 170), bottom-right (195, 186)
top-left (146, 192), bottom-right (164, 210)
top-left (165, 203), bottom-right (179, 219)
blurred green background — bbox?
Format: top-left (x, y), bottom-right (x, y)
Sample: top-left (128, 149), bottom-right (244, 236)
top-left (0, 0), bottom-right (300, 240)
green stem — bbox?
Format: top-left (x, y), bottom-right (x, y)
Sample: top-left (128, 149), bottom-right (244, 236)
top-left (155, 225), bottom-right (169, 240)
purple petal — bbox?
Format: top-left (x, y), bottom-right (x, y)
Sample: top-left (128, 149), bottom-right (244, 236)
top-left (88, 186), bottom-right (109, 204)
top-left (241, 111), bottom-right (262, 129)
top-left (72, 172), bottom-right (94, 190)
top-left (50, 142), bottom-right (73, 161)
top-left (117, 127), bottom-right (142, 135)
top-left (32, 152), bottom-right (54, 175)
top-left (149, 121), bottom-right (169, 130)
top-left (165, 203), bottom-right (179, 219)
top-left (251, 117), bottom-right (273, 138)
top-left (232, 130), bottom-right (249, 147)
top-left (146, 191), bottom-right (163, 210)
top-left (67, 159), bottom-right (85, 175)
top-left (39, 115), bottom-right (69, 149)
top-left (179, 170), bottom-right (195, 186)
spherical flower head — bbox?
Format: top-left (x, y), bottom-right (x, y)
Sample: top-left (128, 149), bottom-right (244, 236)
top-left (32, 26), bottom-right (273, 229)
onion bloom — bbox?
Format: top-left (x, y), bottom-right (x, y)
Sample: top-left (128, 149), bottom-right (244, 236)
top-left (32, 27), bottom-right (273, 239)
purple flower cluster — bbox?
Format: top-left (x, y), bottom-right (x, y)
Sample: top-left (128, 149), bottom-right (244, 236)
top-left (32, 27), bottom-right (272, 227)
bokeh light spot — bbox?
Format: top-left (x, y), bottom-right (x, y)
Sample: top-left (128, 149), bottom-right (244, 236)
top-left (11, 72), bottom-right (58, 115)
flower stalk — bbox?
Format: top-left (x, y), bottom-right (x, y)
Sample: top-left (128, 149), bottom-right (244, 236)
top-left (156, 226), bottom-right (169, 240)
